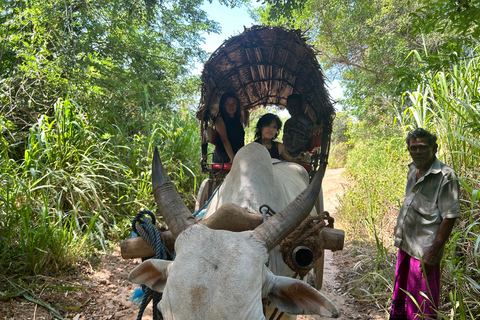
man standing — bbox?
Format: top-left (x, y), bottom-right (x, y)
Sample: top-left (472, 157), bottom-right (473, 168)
top-left (283, 94), bottom-right (322, 159)
top-left (390, 128), bottom-right (461, 320)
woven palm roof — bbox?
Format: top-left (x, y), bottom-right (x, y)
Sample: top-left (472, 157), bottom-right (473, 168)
top-left (196, 25), bottom-right (335, 127)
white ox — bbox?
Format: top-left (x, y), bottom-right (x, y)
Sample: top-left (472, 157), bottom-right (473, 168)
top-left (203, 142), bottom-right (320, 278)
top-left (129, 143), bottom-right (339, 319)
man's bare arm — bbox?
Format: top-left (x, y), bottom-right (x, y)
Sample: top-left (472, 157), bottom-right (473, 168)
top-left (422, 218), bottom-right (456, 273)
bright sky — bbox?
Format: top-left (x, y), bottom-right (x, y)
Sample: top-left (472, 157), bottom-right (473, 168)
top-left (199, 1), bottom-right (344, 110)
top-left (199, 2), bottom-right (257, 53)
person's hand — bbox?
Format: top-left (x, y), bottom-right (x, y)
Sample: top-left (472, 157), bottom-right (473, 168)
top-left (295, 152), bottom-right (312, 163)
top-left (311, 125), bottom-right (323, 136)
top-left (421, 249), bottom-right (438, 274)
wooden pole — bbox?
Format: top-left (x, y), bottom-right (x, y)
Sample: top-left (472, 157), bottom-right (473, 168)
top-left (121, 219), bottom-right (344, 259)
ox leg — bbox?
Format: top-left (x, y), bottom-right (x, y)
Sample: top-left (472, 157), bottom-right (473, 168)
top-left (195, 178), bottom-right (210, 212)
top-left (315, 249), bottom-right (325, 290)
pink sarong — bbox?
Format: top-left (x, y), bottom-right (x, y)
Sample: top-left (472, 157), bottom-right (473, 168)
top-left (389, 249), bottom-right (440, 320)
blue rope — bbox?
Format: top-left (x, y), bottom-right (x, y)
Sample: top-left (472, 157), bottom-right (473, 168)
top-left (193, 183), bottom-right (222, 218)
top-left (132, 210), bottom-right (172, 320)
top-left (259, 205), bottom-right (276, 268)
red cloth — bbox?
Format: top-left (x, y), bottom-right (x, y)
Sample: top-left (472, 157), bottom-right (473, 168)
top-left (390, 249), bottom-right (440, 320)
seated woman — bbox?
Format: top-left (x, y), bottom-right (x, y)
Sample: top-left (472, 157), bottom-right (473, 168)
top-left (213, 92), bottom-right (245, 164)
top-left (253, 113), bottom-right (297, 162)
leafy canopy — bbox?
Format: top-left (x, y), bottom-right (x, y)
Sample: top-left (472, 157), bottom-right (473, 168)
top-left (0, 0), bottom-right (246, 136)
top-left (256, 0), bottom-right (479, 120)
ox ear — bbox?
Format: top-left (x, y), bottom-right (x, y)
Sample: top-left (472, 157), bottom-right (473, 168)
top-left (266, 276), bottom-right (339, 318)
top-left (128, 259), bottom-right (172, 292)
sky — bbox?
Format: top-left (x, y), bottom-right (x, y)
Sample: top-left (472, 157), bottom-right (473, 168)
top-left (199, 1), bottom-right (344, 110)
top-left (199, 2), bottom-right (257, 53)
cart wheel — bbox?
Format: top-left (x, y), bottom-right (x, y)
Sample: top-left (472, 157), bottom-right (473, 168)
top-left (195, 178), bottom-right (210, 212)
top-left (311, 187), bottom-right (325, 289)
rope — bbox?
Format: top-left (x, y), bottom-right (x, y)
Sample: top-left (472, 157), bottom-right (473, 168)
top-left (132, 210), bottom-right (173, 320)
top-left (259, 204), bottom-right (276, 222)
top-left (279, 212), bottom-right (332, 278)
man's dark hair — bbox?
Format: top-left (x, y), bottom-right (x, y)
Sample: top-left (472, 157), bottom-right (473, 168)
top-left (255, 113), bottom-right (282, 140)
top-left (406, 128), bottom-right (437, 147)
top-left (287, 93), bottom-right (302, 105)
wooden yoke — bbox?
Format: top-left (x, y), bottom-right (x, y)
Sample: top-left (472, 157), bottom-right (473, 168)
top-left (120, 203), bottom-right (345, 259)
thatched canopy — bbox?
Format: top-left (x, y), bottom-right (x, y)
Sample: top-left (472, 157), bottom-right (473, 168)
top-left (196, 25), bottom-right (335, 127)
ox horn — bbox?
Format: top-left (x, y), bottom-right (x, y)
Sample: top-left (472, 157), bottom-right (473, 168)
top-left (253, 162), bottom-right (326, 251)
top-left (152, 147), bottom-right (197, 239)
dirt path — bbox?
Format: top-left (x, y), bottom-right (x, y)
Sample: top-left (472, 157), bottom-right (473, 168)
top-left (297, 168), bottom-right (351, 320)
top-left (1, 168), bottom-right (385, 320)
top-left (297, 168), bottom-right (384, 320)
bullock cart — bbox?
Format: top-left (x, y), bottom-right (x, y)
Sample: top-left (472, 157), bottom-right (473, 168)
top-left (121, 25), bottom-right (344, 319)
top-left (194, 25), bottom-right (341, 286)
top-left (195, 25), bottom-right (334, 210)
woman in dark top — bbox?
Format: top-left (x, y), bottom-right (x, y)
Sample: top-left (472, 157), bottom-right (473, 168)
top-left (254, 113), bottom-right (297, 162)
top-left (213, 92), bottom-right (245, 163)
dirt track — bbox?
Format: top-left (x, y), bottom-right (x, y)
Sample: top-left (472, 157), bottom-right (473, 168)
top-left (297, 168), bottom-right (385, 320)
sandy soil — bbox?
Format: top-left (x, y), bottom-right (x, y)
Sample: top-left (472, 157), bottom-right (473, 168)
top-left (0, 168), bottom-right (387, 320)
top-left (297, 168), bottom-right (385, 320)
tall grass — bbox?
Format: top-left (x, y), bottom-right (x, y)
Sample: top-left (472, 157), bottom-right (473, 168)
top-left (339, 52), bottom-right (480, 317)
top-left (336, 124), bottom-right (405, 314)
top-left (0, 97), bottom-right (205, 278)
top-left (339, 123), bottom-right (406, 244)
top-left (396, 51), bottom-right (480, 210)
top-left (397, 53), bottom-right (479, 318)
top-left (1, 99), bottom-right (118, 275)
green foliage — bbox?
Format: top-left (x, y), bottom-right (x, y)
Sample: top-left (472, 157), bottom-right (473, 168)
top-left (328, 142), bottom-right (347, 168)
top-left (410, 0), bottom-right (480, 53)
top-left (441, 220), bottom-right (480, 319)
top-left (258, 0), bottom-right (478, 122)
top-left (0, 0), bottom-right (219, 158)
top-left (328, 112), bottom-right (351, 168)
top-left (338, 123), bottom-right (406, 243)
top-left (156, 107), bottom-right (204, 208)
top-left (331, 112), bottom-right (350, 145)
top-left (257, 0), bottom-right (305, 23)
top-left (336, 49), bottom-right (480, 318)
top-left (1, 99), bottom-right (117, 274)
top-left (0, 98), bottom-right (205, 276)
top-left (0, 0), bottom-right (250, 289)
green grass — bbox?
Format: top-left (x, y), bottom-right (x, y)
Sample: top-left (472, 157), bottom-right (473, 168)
top-left (337, 52), bottom-right (480, 318)
top-left (0, 98), bottom-right (205, 279)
